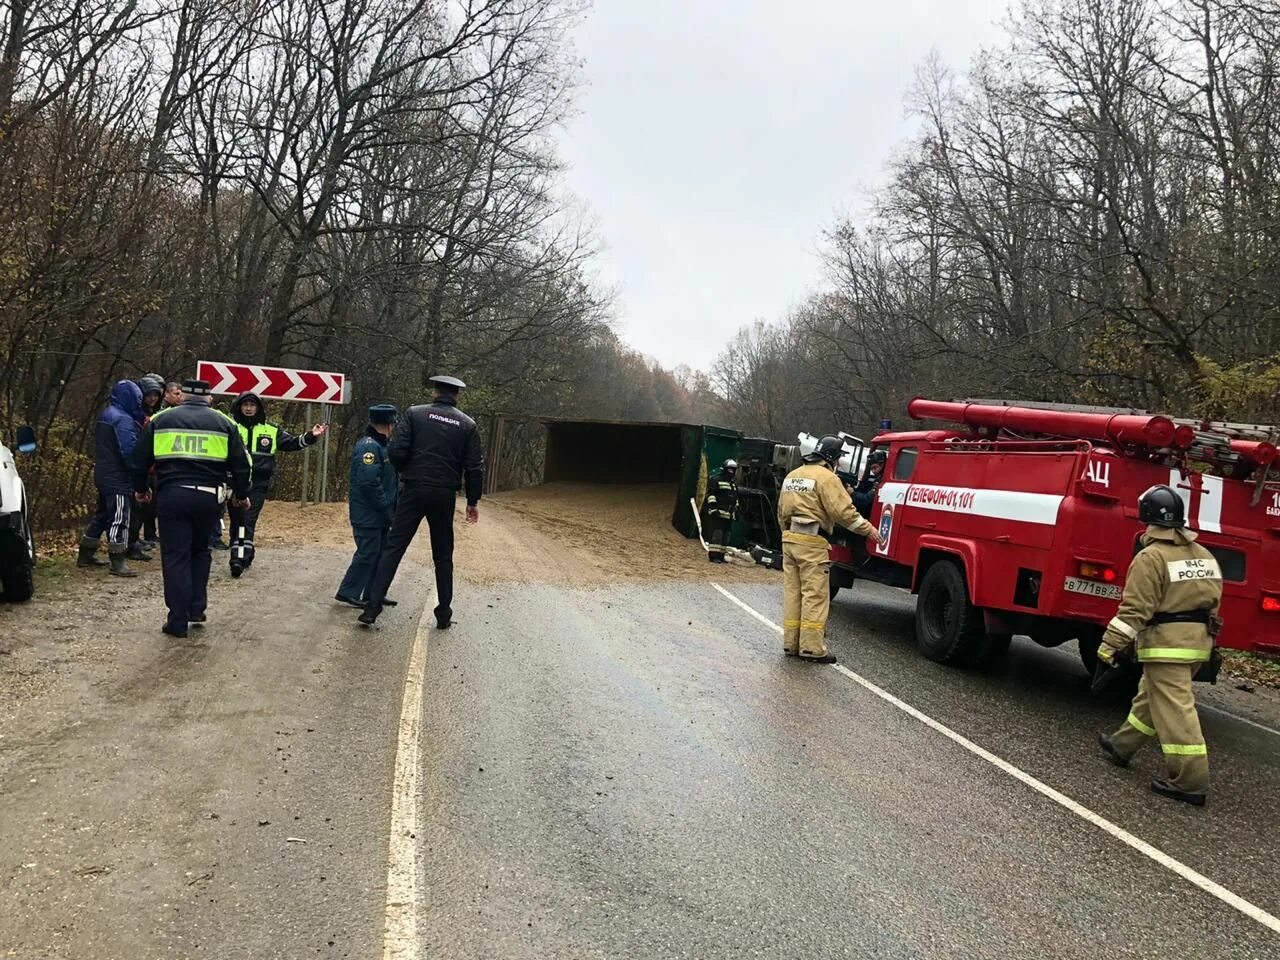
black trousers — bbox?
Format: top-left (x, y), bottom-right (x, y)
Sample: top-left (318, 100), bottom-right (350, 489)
top-left (365, 486), bottom-right (457, 619)
top-left (229, 484), bottom-right (268, 568)
top-left (703, 512), bottom-right (729, 559)
top-left (129, 494), bottom-right (157, 545)
top-left (157, 486), bottom-right (221, 630)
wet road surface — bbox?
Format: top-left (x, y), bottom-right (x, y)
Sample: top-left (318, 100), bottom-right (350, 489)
top-left (4, 547), bottom-right (1280, 958)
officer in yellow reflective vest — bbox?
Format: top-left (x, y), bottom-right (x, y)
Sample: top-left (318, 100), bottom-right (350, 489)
top-left (227, 391), bottom-right (326, 577)
top-left (777, 436), bottom-right (883, 663)
top-left (132, 380), bottom-right (252, 637)
top-left (1096, 484), bottom-right (1223, 806)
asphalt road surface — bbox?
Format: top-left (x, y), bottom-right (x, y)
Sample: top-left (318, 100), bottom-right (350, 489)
top-left (3, 498), bottom-right (1280, 959)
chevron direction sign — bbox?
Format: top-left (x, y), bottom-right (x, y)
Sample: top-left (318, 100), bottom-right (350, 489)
top-left (197, 361), bottom-right (349, 405)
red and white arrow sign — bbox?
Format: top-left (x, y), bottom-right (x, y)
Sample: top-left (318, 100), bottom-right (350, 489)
top-left (197, 361), bottom-right (348, 405)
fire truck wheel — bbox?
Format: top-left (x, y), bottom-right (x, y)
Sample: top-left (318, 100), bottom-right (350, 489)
top-left (915, 560), bottom-right (984, 665)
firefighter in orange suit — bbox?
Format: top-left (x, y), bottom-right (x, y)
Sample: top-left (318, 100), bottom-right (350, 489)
top-left (1096, 484), bottom-right (1222, 806)
top-left (777, 435), bottom-right (883, 663)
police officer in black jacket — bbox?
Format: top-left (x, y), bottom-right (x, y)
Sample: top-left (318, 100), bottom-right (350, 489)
top-left (359, 375), bottom-right (484, 628)
top-left (132, 379), bottom-right (252, 637)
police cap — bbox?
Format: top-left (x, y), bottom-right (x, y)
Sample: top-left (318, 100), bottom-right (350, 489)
top-left (368, 403), bottom-right (398, 424)
top-left (428, 375), bottom-right (466, 390)
top-left (182, 379), bottom-right (212, 396)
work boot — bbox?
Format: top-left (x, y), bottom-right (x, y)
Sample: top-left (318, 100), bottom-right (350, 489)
top-left (434, 605), bottom-right (452, 630)
top-left (783, 649), bottom-right (800, 658)
top-left (1097, 733), bottom-right (1129, 768)
top-left (108, 548), bottom-right (137, 578)
top-left (357, 609), bottom-right (378, 627)
top-left (382, 597), bottom-right (399, 607)
top-left (799, 652), bottom-right (837, 664)
top-left (1151, 779), bottom-right (1207, 807)
top-left (125, 543), bottom-right (151, 562)
top-left (230, 559), bottom-right (244, 579)
top-left (334, 593), bottom-right (364, 608)
top-left (189, 614), bottom-right (207, 625)
top-left (161, 622), bottom-right (188, 639)
top-left (77, 537), bottom-right (107, 567)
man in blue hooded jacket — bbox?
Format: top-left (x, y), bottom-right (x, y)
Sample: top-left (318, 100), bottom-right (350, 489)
top-left (78, 379), bottom-right (145, 577)
top-left (335, 404), bottom-right (399, 607)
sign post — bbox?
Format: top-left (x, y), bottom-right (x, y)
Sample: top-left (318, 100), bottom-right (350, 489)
top-left (196, 361), bottom-right (350, 508)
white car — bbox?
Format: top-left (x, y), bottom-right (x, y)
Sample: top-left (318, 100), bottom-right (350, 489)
top-left (0, 426), bottom-right (37, 602)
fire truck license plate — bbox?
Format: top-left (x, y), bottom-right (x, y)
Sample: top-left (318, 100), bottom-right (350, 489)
top-left (1063, 577), bottom-right (1122, 600)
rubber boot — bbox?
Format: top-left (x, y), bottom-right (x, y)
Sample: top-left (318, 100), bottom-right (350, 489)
top-left (125, 542), bottom-right (152, 562)
top-left (108, 547), bottom-right (138, 578)
top-left (77, 537), bottom-right (107, 567)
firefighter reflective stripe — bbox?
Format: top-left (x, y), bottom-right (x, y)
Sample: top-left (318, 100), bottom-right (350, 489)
top-left (782, 531), bottom-right (828, 546)
top-left (1138, 647), bottom-right (1212, 662)
top-left (1126, 712), bottom-right (1156, 737)
top-left (1108, 617), bottom-right (1139, 640)
top-left (155, 429), bottom-right (229, 461)
top-left (1161, 742), bottom-right (1208, 756)
top-left (799, 620), bottom-right (825, 631)
top-left (783, 620), bottom-right (801, 628)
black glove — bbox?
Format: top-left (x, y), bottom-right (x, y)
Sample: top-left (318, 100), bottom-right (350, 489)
top-left (1091, 647), bottom-right (1133, 697)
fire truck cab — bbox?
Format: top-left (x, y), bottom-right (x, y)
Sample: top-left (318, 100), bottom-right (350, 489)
top-left (828, 398), bottom-right (1280, 673)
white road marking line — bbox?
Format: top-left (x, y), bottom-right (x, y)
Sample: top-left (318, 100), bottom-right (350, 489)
top-left (711, 582), bottom-right (1280, 937)
top-left (1200, 702), bottom-right (1280, 740)
top-left (712, 583), bottom-right (783, 634)
top-left (382, 609), bottom-right (432, 959)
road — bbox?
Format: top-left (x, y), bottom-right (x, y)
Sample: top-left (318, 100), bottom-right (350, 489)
top-left (2, 487), bottom-right (1279, 959)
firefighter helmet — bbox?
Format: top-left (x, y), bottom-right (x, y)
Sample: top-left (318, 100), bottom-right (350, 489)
top-left (1138, 484), bottom-right (1185, 529)
top-left (805, 435), bottom-right (844, 466)
top-left (722, 459), bottom-right (737, 476)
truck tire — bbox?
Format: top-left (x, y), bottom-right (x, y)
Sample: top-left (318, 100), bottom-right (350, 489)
top-left (0, 505), bottom-right (35, 602)
top-left (1077, 629), bottom-right (1103, 676)
top-left (915, 560), bottom-right (983, 665)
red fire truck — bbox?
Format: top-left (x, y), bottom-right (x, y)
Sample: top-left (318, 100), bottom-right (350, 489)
top-left (827, 398), bottom-right (1280, 673)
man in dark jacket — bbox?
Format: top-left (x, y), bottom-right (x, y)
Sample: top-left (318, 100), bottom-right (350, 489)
top-left (127, 374), bottom-right (165, 555)
top-left (335, 404), bottom-right (399, 607)
top-left (359, 375), bottom-right (484, 628)
top-left (133, 379), bottom-right (252, 637)
top-left (78, 379), bottom-right (146, 577)
top-left (227, 391), bottom-right (326, 577)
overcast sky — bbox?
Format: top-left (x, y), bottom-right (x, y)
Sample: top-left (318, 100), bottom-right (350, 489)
top-left (557, 0), bottom-right (1011, 372)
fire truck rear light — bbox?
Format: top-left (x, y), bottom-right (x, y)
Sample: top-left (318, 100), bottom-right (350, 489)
top-left (1262, 596), bottom-right (1280, 614)
top-left (1078, 562), bottom-right (1117, 582)
top-left (1171, 425), bottom-right (1196, 449)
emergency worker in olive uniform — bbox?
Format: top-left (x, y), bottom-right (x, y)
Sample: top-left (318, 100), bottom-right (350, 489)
top-left (132, 380), bottom-right (252, 637)
top-left (777, 436), bottom-right (883, 663)
top-left (335, 404), bottom-right (400, 607)
top-left (227, 391), bottom-right (326, 577)
top-left (359, 375), bottom-right (484, 629)
top-left (701, 458), bottom-right (738, 563)
top-left (1096, 484), bottom-right (1223, 806)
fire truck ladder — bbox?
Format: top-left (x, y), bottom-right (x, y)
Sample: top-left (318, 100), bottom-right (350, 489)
top-left (962, 399), bottom-right (1280, 503)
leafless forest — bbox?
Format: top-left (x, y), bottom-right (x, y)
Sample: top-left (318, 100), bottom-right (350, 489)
top-left (714, 0), bottom-right (1280, 443)
top-left (0, 0), bottom-right (713, 523)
